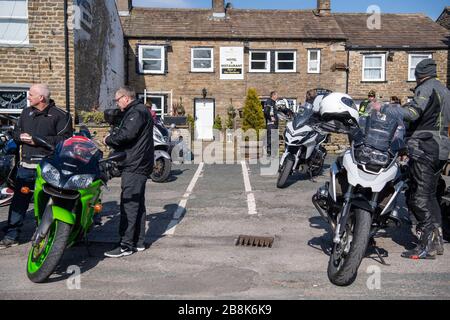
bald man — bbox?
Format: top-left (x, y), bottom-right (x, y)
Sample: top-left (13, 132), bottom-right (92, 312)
top-left (0, 84), bottom-right (73, 249)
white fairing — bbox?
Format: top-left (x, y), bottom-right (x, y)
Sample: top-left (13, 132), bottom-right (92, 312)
top-left (342, 151), bottom-right (398, 192)
top-left (312, 95), bottom-right (324, 113)
top-left (284, 122), bottom-right (312, 146)
top-left (304, 136), bottom-right (317, 158)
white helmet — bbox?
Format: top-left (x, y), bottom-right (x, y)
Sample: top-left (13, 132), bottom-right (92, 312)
top-left (319, 92), bottom-right (359, 126)
top-left (276, 98), bottom-right (289, 109)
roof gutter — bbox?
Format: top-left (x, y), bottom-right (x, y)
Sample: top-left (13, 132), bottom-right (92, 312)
top-left (346, 45), bottom-right (449, 51)
top-left (123, 35), bottom-right (348, 42)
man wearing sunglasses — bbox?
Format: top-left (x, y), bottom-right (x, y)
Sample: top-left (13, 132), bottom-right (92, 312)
top-left (103, 86), bottom-right (154, 258)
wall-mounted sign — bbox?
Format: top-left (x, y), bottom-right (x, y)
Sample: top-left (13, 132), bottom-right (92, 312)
top-left (220, 47), bottom-right (244, 80)
top-left (0, 90), bottom-right (28, 114)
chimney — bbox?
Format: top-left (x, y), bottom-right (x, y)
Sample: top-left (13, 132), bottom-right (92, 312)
top-left (116, 0), bottom-right (132, 16)
top-left (316, 0), bottom-right (331, 16)
top-left (212, 0), bottom-right (225, 15)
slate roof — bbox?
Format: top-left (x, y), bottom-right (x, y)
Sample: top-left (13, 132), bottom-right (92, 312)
top-left (121, 7), bottom-right (450, 49)
top-left (335, 13), bottom-right (449, 49)
top-left (121, 8), bottom-right (346, 40)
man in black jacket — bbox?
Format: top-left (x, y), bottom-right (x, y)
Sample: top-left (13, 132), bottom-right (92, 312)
top-left (0, 84), bottom-right (73, 249)
top-left (104, 86), bottom-right (154, 258)
top-left (374, 59), bottom-right (450, 259)
top-left (264, 91), bottom-right (279, 156)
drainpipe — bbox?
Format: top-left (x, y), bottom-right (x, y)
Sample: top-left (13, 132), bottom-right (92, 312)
top-left (64, 0), bottom-right (71, 114)
top-left (345, 50), bottom-right (350, 94)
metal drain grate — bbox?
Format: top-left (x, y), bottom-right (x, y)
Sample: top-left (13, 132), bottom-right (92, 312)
top-left (235, 235), bottom-right (274, 248)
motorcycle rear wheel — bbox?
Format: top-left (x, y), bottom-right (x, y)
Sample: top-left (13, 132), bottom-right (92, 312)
top-left (327, 208), bottom-right (372, 286)
top-left (151, 157), bottom-right (172, 183)
top-left (27, 220), bottom-right (71, 283)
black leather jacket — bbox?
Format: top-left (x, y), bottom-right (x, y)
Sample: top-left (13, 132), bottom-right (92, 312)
top-left (105, 100), bottom-right (154, 176)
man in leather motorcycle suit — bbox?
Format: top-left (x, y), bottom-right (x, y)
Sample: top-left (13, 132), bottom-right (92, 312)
top-left (374, 59), bottom-right (450, 259)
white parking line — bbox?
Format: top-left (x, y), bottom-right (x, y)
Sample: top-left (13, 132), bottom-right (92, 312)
top-left (164, 162), bottom-right (205, 236)
top-left (241, 160), bottom-right (257, 215)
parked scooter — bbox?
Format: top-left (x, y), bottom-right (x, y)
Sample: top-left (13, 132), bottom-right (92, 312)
top-left (277, 100), bottom-right (329, 188)
top-left (151, 117), bottom-right (173, 183)
top-left (26, 135), bottom-right (125, 283)
top-left (312, 92), bottom-right (409, 286)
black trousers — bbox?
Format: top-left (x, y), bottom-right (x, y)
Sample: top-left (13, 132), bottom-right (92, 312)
top-left (119, 172), bottom-right (148, 249)
top-left (407, 158), bottom-right (444, 233)
top-left (5, 167), bottom-right (36, 240)
top-left (266, 124), bottom-right (278, 155)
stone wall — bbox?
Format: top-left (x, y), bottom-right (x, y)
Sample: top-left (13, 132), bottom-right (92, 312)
top-left (0, 0), bottom-right (75, 114)
top-left (347, 50), bottom-right (448, 101)
top-left (126, 39), bottom-right (348, 118)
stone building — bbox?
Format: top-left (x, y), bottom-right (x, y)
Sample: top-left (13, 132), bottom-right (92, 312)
top-left (118, 0), bottom-right (449, 140)
top-left (0, 0), bottom-right (124, 119)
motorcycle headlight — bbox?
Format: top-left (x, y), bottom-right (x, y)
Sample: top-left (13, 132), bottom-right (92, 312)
top-left (64, 174), bottom-right (95, 190)
top-left (294, 131), bottom-right (309, 138)
top-left (42, 163), bottom-right (61, 187)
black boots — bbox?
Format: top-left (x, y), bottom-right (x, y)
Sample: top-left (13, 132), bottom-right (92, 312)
top-left (434, 227), bottom-right (444, 256)
top-left (401, 229), bottom-right (437, 260)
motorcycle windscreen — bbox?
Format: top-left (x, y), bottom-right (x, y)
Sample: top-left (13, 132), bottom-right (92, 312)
top-left (58, 136), bottom-right (100, 164)
top-left (362, 112), bottom-right (399, 152)
top-left (292, 104), bottom-right (314, 130)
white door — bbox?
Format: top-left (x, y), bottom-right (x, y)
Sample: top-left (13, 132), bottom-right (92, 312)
top-left (195, 99), bottom-right (214, 140)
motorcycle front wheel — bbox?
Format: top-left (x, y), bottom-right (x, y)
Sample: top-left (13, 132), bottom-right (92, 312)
top-left (277, 156), bottom-right (294, 189)
top-left (27, 220), bottom-right (71, 283)
top-left (327, 208), bottom-right (372, 286)
top-left (151, 157), bottom-right (172, 183)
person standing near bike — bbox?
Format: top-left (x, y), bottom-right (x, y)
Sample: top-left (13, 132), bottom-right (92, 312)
top-left (103, 86), bottom-right (154, 257)
top-left (373, 59), bottom-right (450, 259)
top-left (0, 84), bottom-right (73, 249)
top-left (264, 91), bottom-right (279, 157)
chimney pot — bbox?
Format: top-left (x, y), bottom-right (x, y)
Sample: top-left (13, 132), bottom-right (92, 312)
top-left (317, 0), bottom-right (331, 16)
top-left (116, 0), bottom-right (132, 16)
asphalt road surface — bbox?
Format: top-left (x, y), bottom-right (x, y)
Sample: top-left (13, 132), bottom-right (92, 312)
top-left (0, 157), bottom-right (449, 300)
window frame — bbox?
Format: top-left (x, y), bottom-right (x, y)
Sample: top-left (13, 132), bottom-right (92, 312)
top-left (408, 53), bottom-right (432, 82)
top-left (307, 49), bottom-right (321, 74)
top-left (275, 51), bottom-right (297, 73)
top-left (362, 53), bottom-right (386, 82)
top-left (0, 0), bottom-right (29, 45)
top-left (249, 50), bottom-right (271, 73)
top-left (138, 45), bottom-right (165, 74)
top-left (191, 47), bottom-right (214, 73)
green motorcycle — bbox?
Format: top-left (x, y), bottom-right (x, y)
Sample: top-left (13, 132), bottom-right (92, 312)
top-left (26, 135), bottom-right (125, 283)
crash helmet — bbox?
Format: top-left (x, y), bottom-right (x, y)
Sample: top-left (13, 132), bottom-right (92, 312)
top-left (319, 92), bottom-right (359, 126)
top-left (276, 98), bottom-right (290, 110)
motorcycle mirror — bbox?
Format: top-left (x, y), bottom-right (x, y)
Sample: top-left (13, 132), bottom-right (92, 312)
top-left (32, 135), bottom-right (54, 151)
top-left (100, 151), bottom-right (126, 164)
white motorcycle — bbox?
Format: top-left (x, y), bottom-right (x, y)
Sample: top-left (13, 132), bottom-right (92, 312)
top-left (312, 93), bottom-right (408, 286)
top-left (277, 99), bottom-right (329, 188)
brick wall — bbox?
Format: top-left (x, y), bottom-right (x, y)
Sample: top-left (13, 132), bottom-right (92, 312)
top-left (0, 0), bottom-right (75, 114)
top-left (347, 50), bottom-right (448, 101)
top-left (126, 39), bottom-right (348, 117)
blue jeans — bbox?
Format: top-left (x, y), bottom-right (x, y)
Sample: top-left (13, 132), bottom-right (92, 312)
top-left (4, 167), bottom-right (36, 241)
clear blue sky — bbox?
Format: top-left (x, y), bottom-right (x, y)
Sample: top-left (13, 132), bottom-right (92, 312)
top-left (132, 0), bottom-right (448, 20)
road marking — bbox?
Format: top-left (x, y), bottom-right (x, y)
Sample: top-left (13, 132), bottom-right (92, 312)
top-left (164, 162), bottom-right (204, 235)
top-left (241, 160), bottom-right (257, 215)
